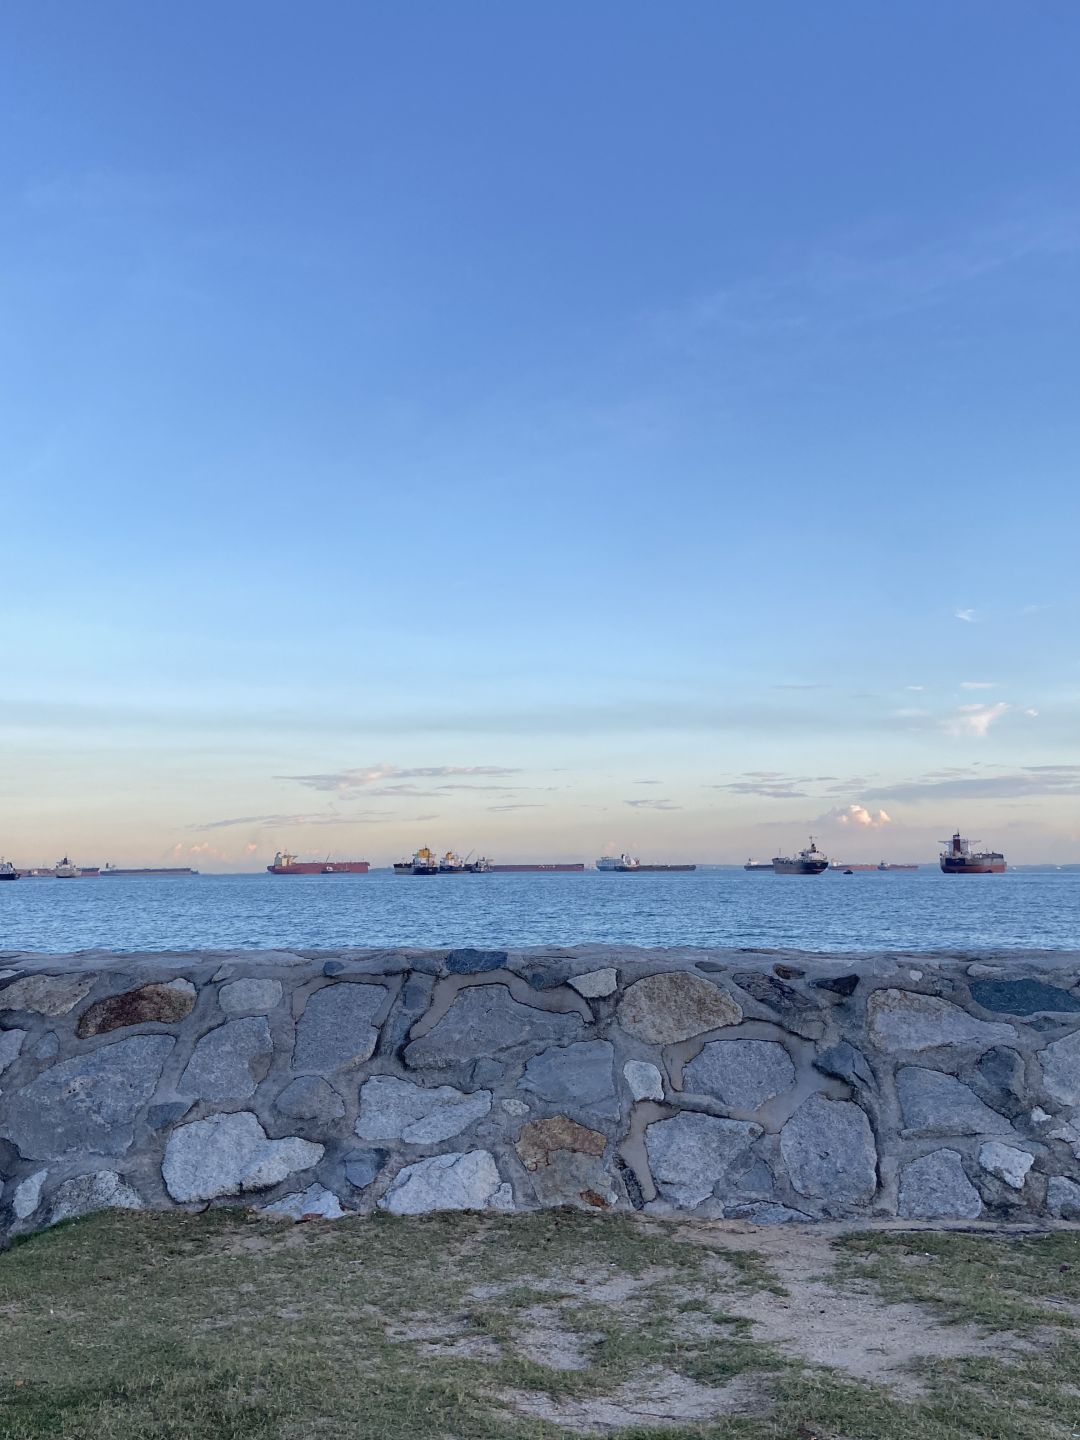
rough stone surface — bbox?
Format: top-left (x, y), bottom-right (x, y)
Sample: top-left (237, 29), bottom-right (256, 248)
top-left (518, 1040), bottom-right (617, 1116)
top-left (1047, 1175), bottom-right (1080, 1220)
top-left (623, 1060), bottom-right (664, 1101)
top-left (515, 1115), bottom-right (607, 1170)
top-left (897, 1067), bottom-right (1012, 1136)
top-left (355, 1076), bottom-right (491, 1145)
top-left (619, 972), bottom-right (742, 1044)
top-left (813, 1041), bottom-right (875, 1089)
top-left (33, 1032), bottom-right (59, 1060)
top-left (445, 949), bottom-right (507, 975)
top-left (76, 980), bottom-right (196, 1037)
top-left (404, 986), bottom-right (581, 1071)
top-left (148, 1101), bottom-right (193, 1130)
top-left (868, 989), bottom-right (1016, 1052)
top-left (898, 1149), bottom-right (982, 1219)
top-left (779, 1095), bottom-right (877, 1204)
top-left (1039, 1030), bottom-right (1080, 1106)
top-left (813, 973), bottom-right (860, 997)
top-left (646, 1112), bottom-right (761, 1208)
top-left (379, 1150), bottom-right (503, 1214)
top-left (975, 1047), bottom-right (1027, 1108)
top-left (162, 1112), bottom-right (323, 1202)
top-left (219, 978), bottom-right (283, 1015)
top-left (179, 1017), bottom-right (272, 1101)
top-left (12, 1168), bottom-right (47, 1218)
top-left (276, 1075), bottom-right (346, 1123)
top-left (724, 1202), bottom-right (813, 1225)
top-left (0, 1027), bottom-right (26, 1075)
top-left (343, 1148), bottom-right (387, 1190)
top-left (978, 1141), bottom-right (1034, 1190)
top-left (684, 1039), bottom-right (795, 1111)
top-left (569, 968), bottom-right (618, 998)
top-left (263, 1184), bottom-right (345, 1220)
top-left (0, 974), bottom-right (95, 1017)
top-left (0, 1035), bottom-right (174, 1159)
top-left (732, 972), bottom-right (818, 1023)
top-left (970, 978), bottom-right (1080, 1016)
top-left (49, 1170), bottom-right (143, 1225)
top-left (294, 983), bottom-right (387, 1072)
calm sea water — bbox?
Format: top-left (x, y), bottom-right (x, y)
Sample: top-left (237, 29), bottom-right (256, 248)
top-left (1, 868), bottom-right (1077, 954)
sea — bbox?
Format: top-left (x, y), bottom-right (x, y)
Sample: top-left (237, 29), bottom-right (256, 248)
top-left (1, 867), bottom-right (1078, 955)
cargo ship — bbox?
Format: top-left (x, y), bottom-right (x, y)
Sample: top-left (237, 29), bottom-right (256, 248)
top-left (744, 859), bottom-right (773, 871)
top-left (773, 838), bottom-right (829, 875)
top-left (488, 862), bottom-right (585, 873)
top-left (939, 833), bottom-right (1006, 874)
top-left (828, 862), bottom-right (921, 873)
top-left (54, 857), bottom-right (98, 879)
top-left (596, 855), bottom-right (696, 872)
top-left (409, 847), bottom-right (440, 875)
top-left (267, 851), bottom-right (370, 875)
top-left (101, 865), bottom-right (199, 877)
top-left (0, 858), bottom-right (18, 881)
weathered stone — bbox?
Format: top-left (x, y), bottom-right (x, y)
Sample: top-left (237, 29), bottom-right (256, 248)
top-left (162, 1111), bottom-right (323, 1202)
top-left (0, 1035), bottom-right (174, 1159)
top-left (970, 978), bottom-right (1080, 1017)
top-left (623, 1060), bottom-right (664, 1101)
top-left (975, 1047), bottom-right (1027, 1106)
top-left (684, 1039), bottom-right (795, 1111)
top-left (293, 983), bottom-right (387, 1073)
top-left (147, 1101), bottom-right (193, 1130)
top-left (13, 1168), bottom-right (47, 1219)
top-left (978, 1141), bottom-right (1034, 1190)
top-left (645, 1112), bottom-right (761, 1208)
top-left (178, 1017), bottom-right (272, 1101)
top-left (968, 963), bottom-right (1003, 978)
top-left (1047, 1175), bottom-right (1080, 1220)
top-left (472, 1058), bottom-right (505, 1087)
top-left (812, 974), bottom-right (860, 997)
top-left (618, 972), bottom-right (742, 1044)
top-left (49, 1170), bottom-right (143, 1225)
top-left (898, 1150), bottom-right (982, 1219)
top-left (1039, 1031), bottom-right (1080, 1106)
top-left (813, 1042), bottom-right (875, 1089)
top-left (526, 1148), bottom-right (618, 1209)
top-left (262, 1184), bottom-right (345, 1220)
top-left (779, 1095), bottom-right (877, 1204)
top-left (379, 1150), bottom-right (503, 1214)
top-left (518, 1041), bottom-right (617, 1116)
top-left (724, 1201), bottom-right (813, 1224)
top-left (773, 964), bottom-right (806, 980)
top-left (502, 1097), bottom-right (530, 1117)
top-left (0, 974), bottom-right (95, 1017)
top-left (219, 978), bottom-right (283, 1015)
top-left (33, 1032), bottom-right (59, 1060)
top-left (868, 989), bottom-right (1016, 1052)
top-left (522, 964), bottom-right (570, 991)
top-left (343, 1148), bottom-right (387, 1190)
top-left (276, 1075), bottom-right (346, 1123)
top-left (445, 949), bottom-right (507, 975)
top-left (76, 980), bottom-right (196, 1037)
top-left (355, 1076), bottom-right (491, 1145)
top-left (322, 960), bottom-right (347, 976)
top-left (1048, 1117), bottom-right (1080, 1158)
top-left (733, 972), bottom-right (816, 1017)
top-left (897, 1067), bottom-right (1012, 1136)
top-left (515, 1115), bottom-right (607, 1170)
top-left (569, 968), bottom-right (618, 998)
top-left (403, 986), bottom-right (581, 1071)
top-left (0, 1027), bottom-right (26, 1075)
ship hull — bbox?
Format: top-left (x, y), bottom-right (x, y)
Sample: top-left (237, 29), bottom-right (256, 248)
top-left (744, 863), bottom-right (773, 871)
top-left (773, 860), bottom-right (828, 875)
top-left (607, 864), bottom-right (697, 872)
top-left (267, 861), bottom-right (370, 875)
top-left (102, 867), bottom-right (198, 877)
top-left (489, 863), bottom-right (586, 873)
top-left (940, 858), bottom-right (1006, 874)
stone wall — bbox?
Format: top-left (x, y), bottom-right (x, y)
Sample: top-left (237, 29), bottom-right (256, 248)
top-left (1, 947), bottom-right (1079, 1237)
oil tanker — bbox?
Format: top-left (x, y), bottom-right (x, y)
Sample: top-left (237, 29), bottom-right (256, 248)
top-left (267, 851), bottom-right (370, 875)
top-left (939, 833), bottom-right (1006, 874)
top-left (489, 863), bottom-right (585, 872)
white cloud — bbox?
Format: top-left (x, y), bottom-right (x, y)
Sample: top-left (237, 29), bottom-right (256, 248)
top-left (818, 803), bottom-right (892, 829)
top-left (283, 763), bottom-right (521, 793)
top-left (943, 702), bottom-right (1009, 738)
top-left (954, 608), bottom-right (978, 623)
top-left (960, 681), bottom-right (995, 690)
top-left (1024, 707), bottom-right (1039, 717)
top-left (905, 685), bottom-right (926, 691)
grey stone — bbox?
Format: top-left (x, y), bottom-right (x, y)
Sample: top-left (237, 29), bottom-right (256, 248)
top-left (343, 1147), bottom-right (387, 1189)
top-left (471, 1058), bottom-right (506, 1087)
top-left (736, 1158), bottom-right (777, 1197)
top-left (355, 1076), bottom-right (492, 1145)
top-left (779, 1095), bottom-right (877, 1204)
top-left (276, 1075), bottom-right (345, 1123)
top-left (379, 1149), bottom-right (504, 1214)
top-left (812, 973), bottom-right (860, 997)
top-left (975, 1047), bottom-right (1027, 1106)
top-left (33, 1032), bottom-right (60, 1061)
top-left (77, 979), bottom-right (196, 1037)
top-left (178, 1017), bottom-right (272, 1101)
top-left (1047, 1175), bottom-right (1080, 1220)
top-left (978, 1141), bottom-right (1034, 1190)
top-left (322, 960), bottom-right (347, 976)
top-left (518, 1041), bottom-right (617, 1117)
top-left (526, 1148), bottom-right (618, 1209)
top-left (618, 972), bottom-right (742, 1044)
top-left (733, 972), bottom-right (816, 1016)
top-left (813, 1042), bottom-right (875, 1089)
top-left (569, 968), bottom-right (618, 998)
top-left (13, 1168), bottom-right (47, 1219)
top-left (1039, 1031), bottom-right (1080, 1106)
top-left (0, 1027), bottom-right (26, 1075)
top-left (445, 949), bottom-right (507, 974)
top-left (623, 1060), bottom-right (664, 1101)
top-left (898, 1150), bottom-right (982, 1219)
top-left (219, 978), bottom-right (282, 1015)
top-left (49, 1170), bottom-right (143, 1225)
top-left (684, 1039), bottom-right (795, 1111)
top-left (0, 974), bottom-right (95, 1017)
top-left (404, 985), bottom-right (581, 1071)
top-left (896, 1067), bottom-right (1011, 1136)
top-left (293, 983), bottom-right (387, 1073)
top-left (147, 1101), bottom-right (193, 1130)
top-left (162, 1112), bottom-right (323, 1202)
top-left (262, 1184), bottom-right (345, 1220)
top-left (868, 989), bottom-right (1016, 1052)
top-left (645, 1112), bottom-right (761, 1208)
top-left (724, 1202), bottom-right (813, 1224)
top-left (970, 978), bottom-right (1080, 1016)
top-left (0, 1035), bottom-right (174, 1159)
top-left (522, 964), bottom-right (570, 991)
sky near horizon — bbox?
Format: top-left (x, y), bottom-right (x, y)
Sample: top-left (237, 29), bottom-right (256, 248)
top-left (2, 1), bottom-right (1079, 870)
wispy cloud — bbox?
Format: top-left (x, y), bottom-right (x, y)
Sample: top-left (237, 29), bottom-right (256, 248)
top-left (865, 766), bottom-right (1080, 804)
top-left (625, 797), bottom-right (682, 811)
top-left (487, 802), bottom-right (545, 812)
top-left (943, 702), bottom-right (1009, 738)
top-left (960, 681), bottom-right (996, 690)
top-left (283, 763), bottom-right (522, 793)
top-left (954, 608), bottom-right (978, 623)
top-left (717, 780), bottom-right (811, 799)
top-left (195, 812), bottom-right (387, 831)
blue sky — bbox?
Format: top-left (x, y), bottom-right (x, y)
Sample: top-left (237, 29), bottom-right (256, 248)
top-left (2, 1), bottom-right (1078, 868)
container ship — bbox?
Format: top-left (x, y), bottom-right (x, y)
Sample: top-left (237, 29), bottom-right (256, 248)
top-left (772, 838), bottom-right (829, 875)
top-left (596, 854), bottom-right (696, 872)
top-left (939, 833), bottom-right (1006, 874)
top-left (101, 865), bottom-right (199, 877)
top-left (267, 851), bottom-right (370, 875)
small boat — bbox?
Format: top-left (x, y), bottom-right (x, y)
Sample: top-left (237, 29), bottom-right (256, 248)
top-left (772, 838), bottom-right (829, 875)
top-left (0, 857), bottom-right (18, 881)
top-left (54, 856), bottom-right (79, 879)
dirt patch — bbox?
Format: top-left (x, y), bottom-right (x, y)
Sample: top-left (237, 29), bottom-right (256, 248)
top-left (468, 1263), bottom-right (676, 1306)
top-left (512, 1304), bottom-right (601, 1370)
top-left (501, 1367), bottom-right (770, 1433)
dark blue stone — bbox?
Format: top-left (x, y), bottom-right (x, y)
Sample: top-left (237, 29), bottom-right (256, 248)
top-left (445, 949), bottom-right (508, 975)
top-left (344, 1147), bottom-right (387, 1190)
top-left (970, 978), bottom-right (1080, 1016)
top-left (322, 960), bottom-right (347, 977)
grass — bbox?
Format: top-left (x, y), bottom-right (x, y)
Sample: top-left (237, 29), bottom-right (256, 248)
top-left (0, 1210), bottom-right (1078, 1439)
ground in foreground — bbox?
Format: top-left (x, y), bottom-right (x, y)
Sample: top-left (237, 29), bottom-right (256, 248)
top-left (1, 1209), bottom-right (1078, 1439)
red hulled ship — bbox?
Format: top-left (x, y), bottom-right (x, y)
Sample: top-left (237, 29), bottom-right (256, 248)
top-left (939, 833), bottom-right (1006, 874)
top-left (267, 851), bottom-right (370, 875)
